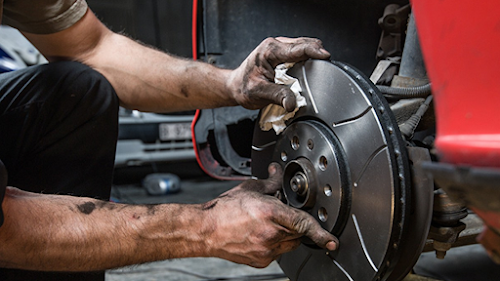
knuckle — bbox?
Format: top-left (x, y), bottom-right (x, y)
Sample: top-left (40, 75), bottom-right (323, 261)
top-left (257, 205), bottom-right (275, 220)
top-left (260, 37), bottom-right (278, 50)
top-left (291, 212), bottom-right (311, 233)
top-left (263, 37), bottom-right (277, 45)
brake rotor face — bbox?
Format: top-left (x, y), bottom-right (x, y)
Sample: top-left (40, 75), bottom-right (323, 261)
top-left (252, 60), bottom-right (412, 281)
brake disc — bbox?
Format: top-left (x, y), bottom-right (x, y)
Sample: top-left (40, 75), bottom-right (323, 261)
top-left (251, 60), bottom-right (414, 281)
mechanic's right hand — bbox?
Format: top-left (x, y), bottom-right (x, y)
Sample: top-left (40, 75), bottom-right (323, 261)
top-left (201, 163), bottom-right (338, 268)
top-left (227, 37), bottom-right (330, 112)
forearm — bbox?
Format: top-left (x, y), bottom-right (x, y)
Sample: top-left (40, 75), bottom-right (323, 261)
top-left (0, 187), bottom-right (210, 271)
top-left (84, 33), bottom-right (236, 112)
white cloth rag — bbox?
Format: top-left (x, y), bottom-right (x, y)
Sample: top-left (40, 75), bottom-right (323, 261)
top-left (259, 63), bottom-right (307, 134)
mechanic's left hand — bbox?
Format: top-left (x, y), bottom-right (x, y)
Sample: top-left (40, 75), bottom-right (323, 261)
top-left (227, 37), bottom-right (330, 112)
top-left (201, 163), bottom-right (338, 268)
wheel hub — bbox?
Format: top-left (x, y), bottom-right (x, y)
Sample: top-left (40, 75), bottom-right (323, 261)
top-left (277, 121), bottom-right (348, 233)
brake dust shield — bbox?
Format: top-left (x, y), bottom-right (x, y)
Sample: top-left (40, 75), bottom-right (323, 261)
top-left (251, 60), bottom-right (412, 281)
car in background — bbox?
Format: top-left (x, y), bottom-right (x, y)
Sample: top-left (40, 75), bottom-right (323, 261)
top-left (115, 108), bottom-right (195, 168)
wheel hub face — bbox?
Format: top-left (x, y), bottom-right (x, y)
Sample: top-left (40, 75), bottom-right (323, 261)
top-left (277, 121), bottom-right (347, 233)
top-left (251, 60), bottom-right (412, 281)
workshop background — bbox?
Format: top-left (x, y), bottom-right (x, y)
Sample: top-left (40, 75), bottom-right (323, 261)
top-left (80, 0), bottom-right (500, 280)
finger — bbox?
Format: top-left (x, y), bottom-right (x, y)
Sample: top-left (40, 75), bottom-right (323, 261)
top-left (300, 215), bottom-right (339, 251)
top-left (265, 163), bottom-right (283, 190)
top-left (264, 37), bottom-right (330, 67)
top-left (237, 163), bottom-right (284, 195)
top-left (275, 207), bottom-right (339, 251)
top-left (259, 82), bottom-right (298, 112)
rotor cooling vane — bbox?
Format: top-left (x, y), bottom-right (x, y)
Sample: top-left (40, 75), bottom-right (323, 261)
top-left (252, 60), bottom-right (419, 281)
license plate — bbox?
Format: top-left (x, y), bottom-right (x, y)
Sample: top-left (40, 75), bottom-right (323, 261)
top-left (159, 123), bottom-right (192, 141)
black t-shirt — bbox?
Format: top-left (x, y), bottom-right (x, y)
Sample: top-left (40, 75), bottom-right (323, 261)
top-left (0, 159), bottom-right (6, 227)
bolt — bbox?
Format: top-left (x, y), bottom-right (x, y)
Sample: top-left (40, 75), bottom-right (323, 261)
top-left (436, 250), bottom-right (447, 259)
top-left (290, 172), bottom-right (308, 196)
top-left (433, 241), bottom-right (452, 260)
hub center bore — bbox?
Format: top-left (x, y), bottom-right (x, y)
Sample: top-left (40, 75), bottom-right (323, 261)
top-left (283, 158), bottom-right (317, 209)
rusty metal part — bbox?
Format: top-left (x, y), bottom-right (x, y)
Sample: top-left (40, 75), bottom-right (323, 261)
top-left (376, 4), bottom-right (411, 60)
top-left (423, 189), bottom-right (469, 259)
top-left (423, 213), bottom-right (483, 252)
top-left (370, 58), bottom-right (401, 85)
top-left (432, 190), bottom-right (468, 226)
top-left (391, 76), bottom-right (429, 88)
top-left (422, 162), bottom-right (500, 263)
top-left (428, 223), bottom-right (467, 259)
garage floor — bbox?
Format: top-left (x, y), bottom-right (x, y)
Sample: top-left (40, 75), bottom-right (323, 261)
top-left (108, 165), bottom-right (500, 281)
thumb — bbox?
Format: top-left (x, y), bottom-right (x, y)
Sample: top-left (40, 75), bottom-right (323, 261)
top-left (235, 163), bottom-right (284, 195)
top-left (263, 83), bottom-right (297, 112)
top-left (276, 207), bottom-right (339, 251)
top-left (303, 220), bottom-right (339, 251)
top-left (280, 86), bottom-right (298, 112)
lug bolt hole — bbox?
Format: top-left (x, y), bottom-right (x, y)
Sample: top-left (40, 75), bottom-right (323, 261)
top-left (324, 185), bottom-right (332, 197)
top-left (291, 136), bottom-right (300, 150)
top-left (281, 151), bottom-right (288, 162)
top-left (319, 156), bottom-right (328, 171)
top-left (307, 139), bottom-right (314, 150)
top-left (318, 207), bottom-right (328, 222)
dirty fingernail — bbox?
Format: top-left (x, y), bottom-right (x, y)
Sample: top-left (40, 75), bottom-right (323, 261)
top-left (326, 241), bottom-right (337, 251)
top-left (268, 164), bottom-right (277, 175)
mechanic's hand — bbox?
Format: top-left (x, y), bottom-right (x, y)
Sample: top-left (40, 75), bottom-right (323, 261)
top-left (227, 37), bottom-right (330, 112)
top-left (202, 163), bottom-right (338, 268)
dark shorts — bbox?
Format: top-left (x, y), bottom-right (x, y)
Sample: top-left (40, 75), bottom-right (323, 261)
top-left (0, 61), bottom-right (119, 281)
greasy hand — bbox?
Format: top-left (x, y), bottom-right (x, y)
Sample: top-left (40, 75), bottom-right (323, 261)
top-left (227, 37), bottom-right (330, 112)
top-left (202, 163), bottom-right (338, 268)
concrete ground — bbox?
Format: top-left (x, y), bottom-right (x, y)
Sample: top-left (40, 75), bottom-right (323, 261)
top-left (108, 164), bottom-right (500, 281)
